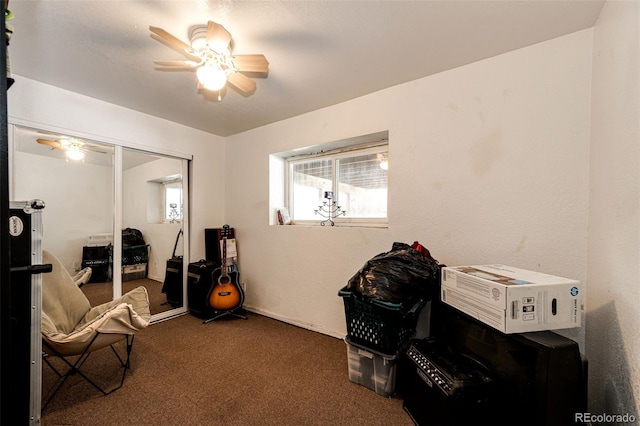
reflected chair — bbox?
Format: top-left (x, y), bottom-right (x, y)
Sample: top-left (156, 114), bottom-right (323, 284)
top-left (72, 266), bottom-right (92, 287)
top-left (41, 250), bottom-right (151, 409)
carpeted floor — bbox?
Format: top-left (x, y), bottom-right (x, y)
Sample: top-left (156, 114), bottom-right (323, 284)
top-left (40, 312), bottom-right (414, 425)
top-left (80, 278), bottom-right (173, 315)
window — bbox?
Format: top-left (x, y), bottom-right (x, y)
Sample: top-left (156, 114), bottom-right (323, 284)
top-left (164, 181), bottom-right (183, 223)
top-left (287, 143), bottom-right (388, 225)
top-left (146, 174), bottom-right (184, 224)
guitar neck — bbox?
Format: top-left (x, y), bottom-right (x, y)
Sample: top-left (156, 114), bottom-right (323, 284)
top-left (221, 235), bottom-right (227, 275)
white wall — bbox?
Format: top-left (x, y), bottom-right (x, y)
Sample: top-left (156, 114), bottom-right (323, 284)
top-left (8, 77), bottom-right (225, 263)
top-left (226, 30), bottom-right (593, 345)
top-left (122, 156), bottom-right (184, 281)
top-left (588, 0), bottom-right (640, 417)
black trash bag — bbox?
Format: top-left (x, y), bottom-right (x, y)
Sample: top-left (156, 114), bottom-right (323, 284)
top-left (346, 242), bottom-right (443, 305)
top-left (122, 228), bottom-right (145, 247)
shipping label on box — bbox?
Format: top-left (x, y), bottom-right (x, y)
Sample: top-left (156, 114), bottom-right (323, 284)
top-left (441, 264), bottom-right (581, 334)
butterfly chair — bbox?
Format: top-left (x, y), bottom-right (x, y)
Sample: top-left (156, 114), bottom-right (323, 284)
top-left (41, 250), bottom-right (150, 409)
top-left (72, 266), bottom-right (92, 287)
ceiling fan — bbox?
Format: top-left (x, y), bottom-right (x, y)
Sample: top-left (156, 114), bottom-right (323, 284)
top-left (149, 21), bottom-right (269, 99)
top-left (36, 136), bottom-right (107, 161)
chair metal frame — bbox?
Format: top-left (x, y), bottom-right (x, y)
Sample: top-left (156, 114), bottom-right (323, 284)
top-left (41, 333), bottom-right (135, 410)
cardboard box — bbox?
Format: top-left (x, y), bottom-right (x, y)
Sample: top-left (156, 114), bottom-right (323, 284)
top-left (441, 264), bottom-right (581, 334)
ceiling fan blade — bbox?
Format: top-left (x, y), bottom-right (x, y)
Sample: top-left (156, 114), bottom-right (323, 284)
top-left (232, 55), bottom-right (269, 73)
top-left (154, 60), bottom-right (200, 68)
top-left (37, 131), bottom-right (61, 138)
top-left (149, 26), bottom-right (192, 51)
top-left (36, 138), bottom-right (66, 151)
top-left (227, 71), bottom-right (257, 94)
top-left (206, 21), bottom-right (232, 53)
top-left (151, 34), bottom-right (202, 63)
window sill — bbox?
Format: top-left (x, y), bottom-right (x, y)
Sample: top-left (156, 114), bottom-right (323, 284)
top-left (274, 220), bottom-right (388, 229)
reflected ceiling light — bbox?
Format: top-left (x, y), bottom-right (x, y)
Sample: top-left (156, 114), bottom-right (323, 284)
top-left (377, 153), bottom-right (389, 170)
top-left (36, 135), bottom-right (107, 161)
top-left (65, 144), bottom-right (85, 161)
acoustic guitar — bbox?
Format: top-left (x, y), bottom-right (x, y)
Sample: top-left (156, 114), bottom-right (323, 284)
top-left (207, 225), bottom-right (244, 312)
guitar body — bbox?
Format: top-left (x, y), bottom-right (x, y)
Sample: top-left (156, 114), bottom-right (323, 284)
top-left (207, 267), bottom-right (243, 311)
top-left (206, 224), bottom-right (244, 312)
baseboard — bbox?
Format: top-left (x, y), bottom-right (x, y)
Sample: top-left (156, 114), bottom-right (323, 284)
top-left (243, 304), bottom-right (345, 340)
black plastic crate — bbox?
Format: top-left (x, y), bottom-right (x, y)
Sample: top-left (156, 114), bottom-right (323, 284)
top-left (338, 286), bottom-right (425, 354)
top-left (122, 244), bottom-right (149, 266)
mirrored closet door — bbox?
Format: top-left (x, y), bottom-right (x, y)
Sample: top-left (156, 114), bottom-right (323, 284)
top-left (10, 125), bottom-right (189, 322)
top-left (121, 148), bottom-right (188, 316)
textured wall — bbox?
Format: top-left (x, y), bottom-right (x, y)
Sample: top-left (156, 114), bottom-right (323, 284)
top-left (226, 30), bottom-right (593, 346)
top-left (587, 0), bottom-right (640, 418)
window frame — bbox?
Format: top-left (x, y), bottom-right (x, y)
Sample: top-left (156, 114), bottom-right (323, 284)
top-left (286, 143), bottom-right (389, 227)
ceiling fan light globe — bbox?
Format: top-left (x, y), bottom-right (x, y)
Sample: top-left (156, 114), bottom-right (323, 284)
top-left (197, 65), bottom-right (227, 91)
top-left (66, 147), bottom-right (85, 161)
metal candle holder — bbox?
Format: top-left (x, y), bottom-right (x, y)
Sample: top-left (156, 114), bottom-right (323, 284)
top-left (314, 191), bottom-right (346, 226)
top-left (168, 203), bottom-right (180, 223)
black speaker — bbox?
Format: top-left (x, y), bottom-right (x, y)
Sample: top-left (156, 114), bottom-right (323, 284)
top-left (162, 257), bottom-right (183, 307)
top-left (81, 245), bottom-right (112, 283)
top-left (401, 339), bottom-right (494, 426)
top-left (186, 260), bottom-right (217, 318)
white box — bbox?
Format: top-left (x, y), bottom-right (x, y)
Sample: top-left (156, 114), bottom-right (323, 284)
top-left (441, 264), bottom-right (581, 334)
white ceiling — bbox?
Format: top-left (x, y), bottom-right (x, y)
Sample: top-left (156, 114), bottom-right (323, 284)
top-left (8, 1), bottom-right (604, 137)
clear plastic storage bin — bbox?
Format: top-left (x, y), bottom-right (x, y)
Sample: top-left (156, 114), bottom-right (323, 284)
top-left (345, 337), bottom-right (398, 397)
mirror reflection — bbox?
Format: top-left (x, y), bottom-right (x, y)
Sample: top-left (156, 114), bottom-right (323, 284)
top-left (11, 125), bottom-right (187, 317)
top-left (122, 148), bottom-right (184, 314)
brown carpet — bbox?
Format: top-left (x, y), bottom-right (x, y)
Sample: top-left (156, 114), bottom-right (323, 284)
top-left (40, 312), bottom-right (414, 425)
top-left (80, 278), bottom-right (173, 316)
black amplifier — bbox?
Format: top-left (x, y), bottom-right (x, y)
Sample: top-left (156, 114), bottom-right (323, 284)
top-left (81, 245), bottom-right (112, 283)
top-left (401, 339), bottom-right (494, 426)
top-left (186, 260), bottom-right (217, 318)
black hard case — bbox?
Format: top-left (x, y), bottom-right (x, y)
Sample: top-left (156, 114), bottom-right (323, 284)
top-left (162, 229), bottom-right (183, 307)
top-left (162, 257), bottom-right (183, 307)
